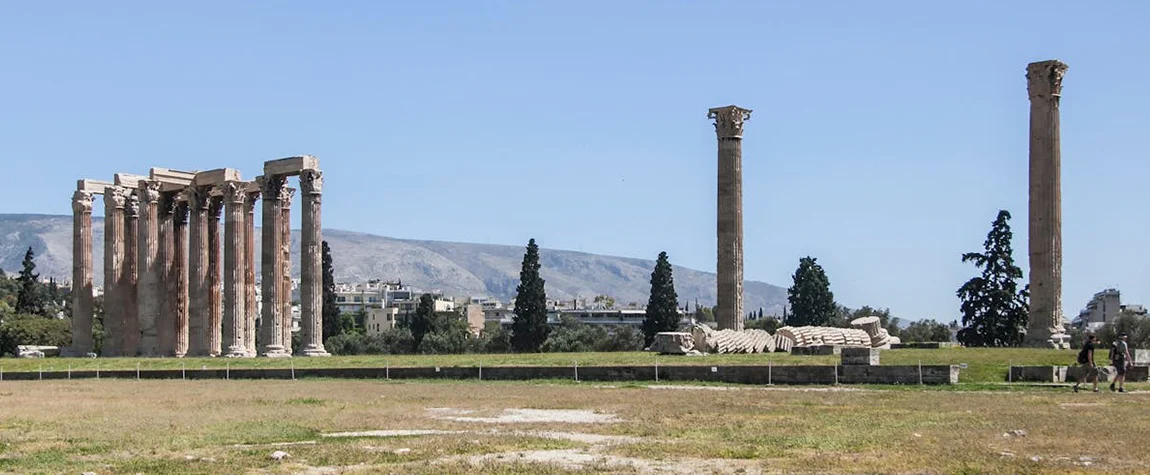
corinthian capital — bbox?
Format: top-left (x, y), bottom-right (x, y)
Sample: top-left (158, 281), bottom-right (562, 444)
top-left (708, 105), bottom-right (753, 139)
top-left (1026, 60), bottom-right (1068, 100)
top-left (187, 186), bottom-right (211, 211)
top-left (72, 190), bottom-right (94, 214)
top-left (125, 191), bottom-right (140, 218)
top-left (281, 187), bottom-right (296, 207)
top-left (221, 181), bottom-right (247, 204)
top-left (138, 180), bottom-right (162, 203)
top-left (300, 169), bottom-right (323, 195)
top-left (259, 175), bottom-right (287, 201)
top-left (103, 186), bottom-right (128, 213)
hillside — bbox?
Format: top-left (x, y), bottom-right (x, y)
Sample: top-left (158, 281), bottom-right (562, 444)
top-left (0, 214), bottom-right (787, 313)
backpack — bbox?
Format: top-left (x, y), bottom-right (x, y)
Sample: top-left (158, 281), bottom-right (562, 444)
top-left (1077, 347), bottom-right (1089, 365)
top-left (1110, 341), bottom-right (1120, 362)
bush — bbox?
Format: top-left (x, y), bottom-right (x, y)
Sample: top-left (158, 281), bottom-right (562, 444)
top-left (900, 319), bottom-right (953, 343)
top-left (541, 316), bottom-right (643, 353)
top-left (1096, 312), bottom-right (1150, 348)
top-left (479, 324), bottom-right (512, 353)
top-left (597, 326), bottom-right (644, 352)
top-left (746, 317), bottom-right (782, 333)
top-left (324, 328), bottom-right (416, 356)
top-left (0, 314), bottom-right (71, 356)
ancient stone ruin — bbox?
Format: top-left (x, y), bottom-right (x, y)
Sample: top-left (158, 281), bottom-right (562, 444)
top-left (708, 105), bottom-right (752, 332)
top-left (68, 156), bottom-right (329, 357)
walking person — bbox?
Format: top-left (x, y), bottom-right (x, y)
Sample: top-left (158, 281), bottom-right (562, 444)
top-left (1073, 334), bottom-right (1100, 393)
top-left (1110, 332), bottom-right (1132, 393)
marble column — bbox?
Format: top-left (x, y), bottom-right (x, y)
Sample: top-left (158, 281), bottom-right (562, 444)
top-left (121, 191), bottom-right (140, 355)
top-left (70, 190), bottom-right (95, 355)
top-left (222, 182), bottom-right (249, 357)
top-left (281, 187), bottom-right (295, 354)
top-left (187, 186), bottom-right (210, 356)
top-left (299, 169), bottom-right (330, 355)
top-left (157, 194), bottom-right (177, 356)
top-left (172, 197), bottom-right (190, 357)
top-left (1025, 60), bottom-right (1070, 349)
top-left (207, 195), bottom-right (224, 356)
top-left (259, 175), bottom-right (290, 357)
top-left (136, 181), bottom-right (162, 355)
top-left (244, 188), bottom-right (260, 356)
top-left (101, 187), bottom-right (127, 357)
top-left (708, 105), bottom-right (752, 331)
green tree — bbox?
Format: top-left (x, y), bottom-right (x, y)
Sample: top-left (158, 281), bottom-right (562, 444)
top-left (956, 210), bottom-right (1029, 347)
top-left (593, 294), bottom-right (615, 309)
top-left (693, 305), bottom-right (714, 323)
top-left (900, 319), bottom-right (953, 342)
top-left (832, 305), bottom-right (902, 337)
top-left (0, 313), bottom-right (71, 356)
top-left (641, 251), bottom-right (680, 345)
top-left (511, 238), bottom-right (550, 352)
top-left (320, 241), bottom-right (342, 342)
top-left (15, 247), bottom-right (46, 316)
top-left (411, 293), bottom-right (435, 351)
top-left (786, 256), bottom-right (836, 326)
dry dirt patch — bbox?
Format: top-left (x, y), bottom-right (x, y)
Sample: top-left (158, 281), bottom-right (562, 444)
top-left (428, 407), bottom-right (622, 424)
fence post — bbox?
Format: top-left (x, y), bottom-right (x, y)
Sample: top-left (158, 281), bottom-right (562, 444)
top-left (1008, 360), bottom-right (1013, 383)
top-left (1, 366), bottom-right (3, 382)
top-left (918, 360), bottom-right (923, 385)
top-left (768, 359), bottom-right (772, 386)
top-left (291, 360), bottom-right (296, 380)
top-left (68, 364), bottom-right (72, 380)
top-left (833, 363), bottom-right (838, 385)
top-left (96, 363), bottom-right (99, 380)
top-left (39, 365), bottom-right (43, 381)
top-left (478, 361), bottom-right (482, 381)
top-left (574, 361), bottom-right (579, 382)
top-left (226, 362), bottom-right (230, 380)
top-left (385, 361), bottom-right (390, 381)
top-left (182, 362), bottom-right (186, 380)
top-left (136, 362), bottom-right (140, 380)
top-left (655, 358), bottom-right (659, 382)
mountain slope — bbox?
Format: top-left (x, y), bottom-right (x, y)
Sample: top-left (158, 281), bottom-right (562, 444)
top-left (0, 214), bottom-right (787, 313)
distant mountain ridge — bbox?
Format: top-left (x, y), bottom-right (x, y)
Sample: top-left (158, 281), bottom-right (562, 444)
top-left (0, 214), bottom-right (787, 313)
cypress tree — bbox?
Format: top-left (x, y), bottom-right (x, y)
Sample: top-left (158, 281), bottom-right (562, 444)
top-left (511, 239), bottom-right (549, 352)
top-left (15, 247), bottom-right (45, 316)
top-left (320, 241), bottom-right (342, 341)
top-left (956, 210), bottom-right (1028, 347)
top-left (641, 251), bottom-right (680, 345)
top-left (786, 256), bottom-right (836, 326)
top-left (411, 293), bottom-right (435, 351)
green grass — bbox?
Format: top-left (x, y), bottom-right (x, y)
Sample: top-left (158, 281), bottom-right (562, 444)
top-left (0, 347), bottom-right (1107, 384)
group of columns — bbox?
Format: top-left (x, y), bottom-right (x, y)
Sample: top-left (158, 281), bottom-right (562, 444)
top-left (706, 60), bottom-right (1071, 347)
top-left (69, 156), bottom-right (329, 357)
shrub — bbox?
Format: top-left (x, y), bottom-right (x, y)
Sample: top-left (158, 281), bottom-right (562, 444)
top-left (0, 314), bottom-right (71, 356)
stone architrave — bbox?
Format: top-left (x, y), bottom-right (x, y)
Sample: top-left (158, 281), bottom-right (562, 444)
top-left (101, 187), bottom-right (127, 357)
top-left (206, 195), bottom-right (224, 356)
top-left (136, 180), bottom-right (163, 355)
top-left (299, 169), bottom-right (329, 356)
top-left (121, 191), bottom-right (140, 355)
top-left (157, 194), bottom-right (177, 356)
top-left (280, 187), bottom-right (295, 354)
top-left (259, 176), bottom-right (290, 357)
top-left (187, 186), bottom-right (211, 356)
top-left (70, 190), bottom-right (96, 355)
top-left (244, 187), bottom-right (260, 356)
top-left (172, 197), bottom-right (190, 357)
top-left (1025, 60), bottom-right (1071, 349)
top-left (222, 182), bottom-right (249, 357)
top-left (708, 105), bottom-right (752, 331)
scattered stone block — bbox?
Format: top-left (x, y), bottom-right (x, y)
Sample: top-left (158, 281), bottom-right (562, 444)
top-left (647, 332), bottom-right (699, 355)
top-left (1008, 365), bottom-right (1068, 382)
top-left (841, 347), bottom-right (880, 366)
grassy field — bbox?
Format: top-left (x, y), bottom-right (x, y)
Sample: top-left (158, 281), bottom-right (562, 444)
top-left (0, 348), bottom-right (1112, 383)
top-left (0, 379), bottom-right (1146, 474)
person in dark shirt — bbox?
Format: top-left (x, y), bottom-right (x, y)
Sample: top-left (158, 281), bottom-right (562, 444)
top-left (1111, 332), bottom-right (1132, 393)
top-left (1073, 334), bottom-right (1099, 393)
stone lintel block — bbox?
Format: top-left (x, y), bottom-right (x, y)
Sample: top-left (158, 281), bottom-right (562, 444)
top-left (1131, 349), bottom-right (1150, 366)
top-left (840, 347), bottom-right (880, 366)
top-left (78, 179), bottom-right (114, 194)
top-left (114, 173), bottom-right (149, 187)
top-left (193, 168), bottom-right (243, 187)
top-left (264, 155), bottom-right (318, 177)
top-left (150, 167), bottom-right (197, 185)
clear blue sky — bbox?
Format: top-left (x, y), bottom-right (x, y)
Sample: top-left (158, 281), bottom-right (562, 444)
top-left (2, 1), bottom-right (1148, 321)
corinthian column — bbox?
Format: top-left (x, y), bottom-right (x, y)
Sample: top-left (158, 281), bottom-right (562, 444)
top-left (207, 195), bottom-right (224, 356)
top-left (172, 197), bottom-right (190, 357)
top-left (222, 182), bottom-right (250, 357)
top-left (1025, 60), bottom-right (1070, 349)
top-left (708, 105), bottom-right (752, 331)
top-left (187, 186), bottom-right (210, 356)
top-left (157, 194), bottom-right (177, 356)
top-left (244, 187), bottom-right (260, 356)
top-left (70, 190), bottom-right (95, 355)
top-left (259, 176), bottom-right (290, 357)
top-left (299, 169), bottom-right (329, 356)
top-left (136, 180), bottom-right (162, 355)
top-left (101, 188), bottom-right (127, 357)
top-left (121, 191), bottom-right (140, 355)
top-left (281, 187), bottom-right (295, 354)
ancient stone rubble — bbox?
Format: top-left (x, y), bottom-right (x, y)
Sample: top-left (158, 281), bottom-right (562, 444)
top-left (647, 332), bottom-right (701, 355)
top-left (688, 324), bottom-right (776, 354)
top-left (67, 157), bottom-right (330, 358)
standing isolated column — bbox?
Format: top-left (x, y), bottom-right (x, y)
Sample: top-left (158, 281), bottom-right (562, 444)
top-left (299, 169), bottom-right (330, 356)
top-left (260, 176), bottom-right (290, 357)
top-left (708, 105), bottom-right (752, 331)
top-left (70, 190), bottom-right (95, 355)
top-left (122, 191), bottom-right (140, 355)
top-left (136, 180), bottom-right (162, 355)
top-left (244, 187), bottom-right (260, 356)
top-left (101, 187), bottom-right (127, 357)
top-left (281, 187), bottom-right (295, 354)
top-left (207, 194), bottom-right (224, 356)
top-left (222, 182), bottom-right (249, 357)
top-left (187, 186), bottom-right (210, 356)
top-left (173, 197), bottom-right (190, 357)
top-left (157, 194), bottom-right (177, 356)
top-left (1025, 60), bottom-right (1070, 349)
